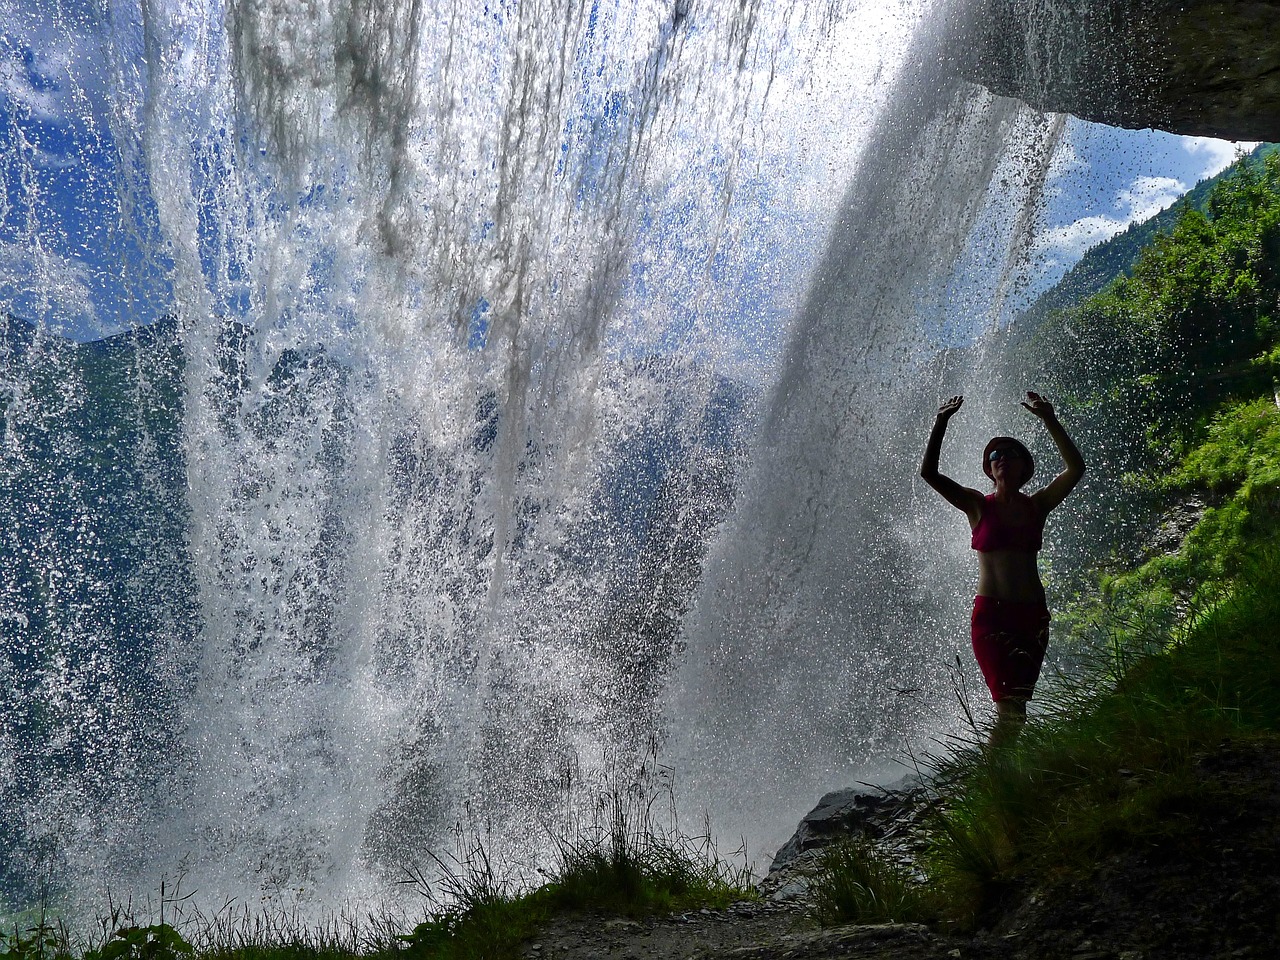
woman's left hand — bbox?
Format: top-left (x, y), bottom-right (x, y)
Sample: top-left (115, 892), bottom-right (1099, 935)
top-left (1021, 391), bottom-right (1056, 420)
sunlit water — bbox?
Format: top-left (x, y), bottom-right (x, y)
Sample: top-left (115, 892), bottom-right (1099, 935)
top-left (1, 0), bottom-right (1078, 918)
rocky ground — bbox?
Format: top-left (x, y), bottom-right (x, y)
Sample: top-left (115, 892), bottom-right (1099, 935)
top-left (519, 737), bottom-right (1280, 960)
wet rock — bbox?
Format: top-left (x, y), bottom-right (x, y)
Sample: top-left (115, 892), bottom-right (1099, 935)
top-left (943, 0), bottom-right (1280, 141)
top-left (768, 773), bottom-right (928, 874)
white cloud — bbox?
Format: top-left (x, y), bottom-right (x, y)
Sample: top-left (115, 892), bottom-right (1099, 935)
top-left (1116, 174), bottom-right (1187, 222)
top-left (1181, 136), bottom-right (1258, 180)
top-left (1032, 176), bottom-right (1189, 272)
top-left (0, 241), bottom-right (98, 329)
top-left (1032, 214), bottom-right (1125, 273)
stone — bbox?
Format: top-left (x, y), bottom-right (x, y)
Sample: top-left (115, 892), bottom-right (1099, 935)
top-left (940, 0), bottom-right (1280, 141)
top-left (768, 775), bottom-right (927, 874)
top-left (765, 879), bottom-right (809, 902)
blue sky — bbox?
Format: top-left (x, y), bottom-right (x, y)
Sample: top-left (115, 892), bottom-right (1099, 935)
top-left (1032, 119), bottom-right (1255, 285)
top-left (0, 0), bottom-right (1260, 345)
top-left (0, 0), bottom-right (168, 341)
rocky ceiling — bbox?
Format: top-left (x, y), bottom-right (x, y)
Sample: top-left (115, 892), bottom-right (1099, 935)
top-left (945, 0), bottom-right (1280, 142)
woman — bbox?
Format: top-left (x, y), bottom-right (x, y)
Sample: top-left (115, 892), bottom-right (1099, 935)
top-left (919, 391), bottom-right (1085, 743)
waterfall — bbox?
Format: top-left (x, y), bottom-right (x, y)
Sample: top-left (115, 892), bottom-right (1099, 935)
top-left (667, 9), bottom-right (1066, 853)
top-left (1, 0), bottom-right (1067, 914)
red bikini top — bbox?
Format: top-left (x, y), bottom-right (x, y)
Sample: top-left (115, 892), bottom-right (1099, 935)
top-left (971, 493), bottom-right (1044, 553)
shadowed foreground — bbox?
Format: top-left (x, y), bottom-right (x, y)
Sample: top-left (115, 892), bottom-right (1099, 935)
top-left (523, 734), bottom-right (1279, 958)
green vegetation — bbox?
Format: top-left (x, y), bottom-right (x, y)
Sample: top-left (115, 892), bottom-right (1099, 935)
top-left (1020, 150), bottom-right (1280, 455)
top-left (83, 925), bottom-right (195, 960)
top-left (2, 916), bottom-right (387, 960)
top-left (1096, 397), bottom-right (1280, 621)
top-left (808, 839), bottom-right (931, 926)
top-left (3, 921), bottom-right (202, 960)
top-left (2, 920), bottom-right (74, 960)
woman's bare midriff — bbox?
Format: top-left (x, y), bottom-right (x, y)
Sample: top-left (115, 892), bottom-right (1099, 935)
top-left (976, 550), bottom-right (1046, 604)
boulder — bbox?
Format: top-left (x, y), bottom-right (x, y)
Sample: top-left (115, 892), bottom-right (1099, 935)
top-left (768, 773), bottom-right (928, 875)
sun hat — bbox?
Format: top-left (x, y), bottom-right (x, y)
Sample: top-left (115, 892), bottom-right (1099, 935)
top-left (982, 436), bottom-right (1034, 481)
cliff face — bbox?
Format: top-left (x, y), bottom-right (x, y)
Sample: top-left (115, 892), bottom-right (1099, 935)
top-left (946, 0), bottom-right (1280, 141)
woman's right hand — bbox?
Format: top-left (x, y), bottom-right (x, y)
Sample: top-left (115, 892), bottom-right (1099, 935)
top-left (936, 395), bottom-right (963, 422)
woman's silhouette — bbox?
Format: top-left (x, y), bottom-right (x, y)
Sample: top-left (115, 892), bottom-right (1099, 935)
top-left (920, 392), bottom-right (1086, 744)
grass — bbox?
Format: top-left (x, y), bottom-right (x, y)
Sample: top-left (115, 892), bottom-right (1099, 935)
top-left (399, 784), bottom-right (754, 960)
top-left (5, 776), bottom-right (752, 960)
top-left (2, 888), bottom-right (404, 960)
top-left (808, 839), bottom-right (933, 926)
top-left (547, 802), bottom-right (748, 917)
top-left (1, 920), bottom-right (391, 960)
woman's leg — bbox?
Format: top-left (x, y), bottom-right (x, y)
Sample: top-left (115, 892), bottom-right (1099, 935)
top-left (989, 697), bottom-right (1028, 748)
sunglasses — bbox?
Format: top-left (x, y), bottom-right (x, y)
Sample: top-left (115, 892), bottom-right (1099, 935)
top-left (988, 448), bottom-right (1024, 462)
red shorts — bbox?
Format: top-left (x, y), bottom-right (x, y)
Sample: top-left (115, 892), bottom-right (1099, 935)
top-left (971, 596), bottom-right (1050, 702)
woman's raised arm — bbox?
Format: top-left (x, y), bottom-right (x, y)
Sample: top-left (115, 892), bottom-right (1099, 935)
top-left (921, 395), bottom-right (985, 522)
top-left (1023, 391), bottom-right (1086, 513)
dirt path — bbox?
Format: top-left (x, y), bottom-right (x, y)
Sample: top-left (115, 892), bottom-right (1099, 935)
top-left (518, 737), bottom-right (1280, 960)
top-left (521, 905), bottom-right (975, 960)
